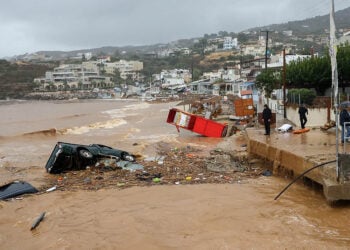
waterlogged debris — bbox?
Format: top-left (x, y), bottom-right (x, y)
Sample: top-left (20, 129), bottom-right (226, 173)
top-left (57, 177), bottom-right (63, 185)
top-left (186, 153), bottom-right (195, 158)
top-left (153, 177), bottom-right (161, 183)
top-left (262, 169), bottom-right (272, 176)
top-left (30, 212), bottom-right (46, 231)
top-left (44, 142), bottom-right (264, 191)
top-left (117, 161), bottom-right (144, 171)
top-left (84, 177), bottom-right (92, 184)
top-left (136, 172), bottom-right (162, 182)
top-left (46, 186), bottom-right (57, 192)
top-left (0, 181), bottom-right (38, 200)
top-left (143, 156), bottom-right (165, 165)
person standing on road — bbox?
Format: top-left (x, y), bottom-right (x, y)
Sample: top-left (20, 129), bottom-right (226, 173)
top-left (262, 104), bottom-right (272, 135)
top-left (298, 104), bottom-right (308, 129)
top-left (340, 107), bottom-right (350, 143)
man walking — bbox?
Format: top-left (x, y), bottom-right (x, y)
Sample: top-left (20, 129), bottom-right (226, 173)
top-left (262, 104), bottom-right (272, 135)
top-left (298, 104), bottom-right (308, 129)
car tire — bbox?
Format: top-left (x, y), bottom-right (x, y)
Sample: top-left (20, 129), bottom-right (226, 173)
top-left (79, 149), bottom-right (93, 159)
top-left (123, 154), bottom-right (135, 162)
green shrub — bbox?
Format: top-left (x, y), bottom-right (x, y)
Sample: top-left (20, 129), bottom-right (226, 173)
top-left (287, 88), bottom-right (316, 105)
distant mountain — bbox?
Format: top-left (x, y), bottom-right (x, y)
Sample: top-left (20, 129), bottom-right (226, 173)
top-left (248, 7), bottom-right (350, 36)
top-left (12, 38), bottom-right (199, 61)
top-left (11, 7), bottom-right (350, 61)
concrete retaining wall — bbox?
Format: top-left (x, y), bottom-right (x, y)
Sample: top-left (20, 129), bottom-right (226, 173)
top-left (262, 98), bottom-right (335, 127)
top-left (285, 106), bottom-right (332, 128)
top-left (248, 138), bottom-right (324, 184)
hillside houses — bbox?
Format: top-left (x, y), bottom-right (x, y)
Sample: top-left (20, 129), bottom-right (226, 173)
top-left (31, 21), bottom-right (350, 96)
top-left (153, 69), bottom-right (191, 89)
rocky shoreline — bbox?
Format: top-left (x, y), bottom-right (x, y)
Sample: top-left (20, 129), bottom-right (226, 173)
top-left (24, 91), bottom-right (99, 100)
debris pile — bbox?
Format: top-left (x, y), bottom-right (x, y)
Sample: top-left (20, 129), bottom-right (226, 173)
top-left (41, 145), bottom-right (267, 192)
top-left (320, 120), bottom-right (336, 131)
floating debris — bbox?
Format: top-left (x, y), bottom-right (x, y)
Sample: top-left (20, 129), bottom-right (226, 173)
top-left (30, 212), bottom-right (46, 231)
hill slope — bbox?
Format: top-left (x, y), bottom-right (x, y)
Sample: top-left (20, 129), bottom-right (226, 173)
top-left (249, 7), bottom-right (350, 36)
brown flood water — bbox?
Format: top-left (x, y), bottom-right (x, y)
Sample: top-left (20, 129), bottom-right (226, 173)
top-left (0, 99), bottom-right (350, 249)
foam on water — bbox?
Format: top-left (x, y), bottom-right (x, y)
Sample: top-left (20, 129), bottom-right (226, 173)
top-left (63, 119), bottom-right (127, 135)
top-left (103, 102), bottom-right (150, 118)
top-left (128, 133), bottom-right (179, 143)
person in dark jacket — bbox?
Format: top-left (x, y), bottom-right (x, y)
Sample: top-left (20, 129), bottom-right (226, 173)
top-left (340, 107), bottom-right (350, 143)
top-left (262, 104), bottom-right (272, 135)
top-left (298, 104), bottom-right (308, 129)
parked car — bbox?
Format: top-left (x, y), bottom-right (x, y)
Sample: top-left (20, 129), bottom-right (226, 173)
top-left (45, 142), bottom-right (136, 174)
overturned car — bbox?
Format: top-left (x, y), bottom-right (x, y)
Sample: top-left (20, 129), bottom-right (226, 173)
top-left (45, 142), bottom-right (137, 174)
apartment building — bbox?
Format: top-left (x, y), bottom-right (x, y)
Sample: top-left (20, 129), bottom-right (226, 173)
top-left (203, 68), bottom-right (240, 82)
top-left (223, 37), bottom-right (238, 50)
top-left (104, 60), bottom-right (143, 81)
top-left (240, 42), bottom-right (266, 57)
top-left (36, 63), bottom-right (112, 91)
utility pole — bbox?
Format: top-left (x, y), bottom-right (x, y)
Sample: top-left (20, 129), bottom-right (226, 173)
top-left (239, 47), bottom-right (243, 78)
top-left (260, 30), bottom-right (270, 70)
top-left (191, 53), bottom-right (194, 81)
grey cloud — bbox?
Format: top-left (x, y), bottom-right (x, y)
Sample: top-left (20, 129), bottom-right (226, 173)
top-left (0, 0), bottom-right (349, 57)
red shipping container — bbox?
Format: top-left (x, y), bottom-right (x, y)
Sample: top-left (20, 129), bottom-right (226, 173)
top-left (166, 108), bottom-right (227, 137)
top-left (192, 116), bottom-right (227, 137)
top-left (166, 108), bottom-right (196, 130)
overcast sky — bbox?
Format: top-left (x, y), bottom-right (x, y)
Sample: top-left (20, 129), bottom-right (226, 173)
top-left (0, 0), bottom-right (349, 58)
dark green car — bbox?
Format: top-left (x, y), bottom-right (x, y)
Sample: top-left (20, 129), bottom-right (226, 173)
top-left (45, 142), bottom-right (136, 174)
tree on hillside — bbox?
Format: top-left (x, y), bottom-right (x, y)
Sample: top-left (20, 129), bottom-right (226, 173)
top-left (237, 33), bottom-right (248, 44)
top-left (255, 43), bottom-right (350, 97)
top-left (255, 69), bottom-right (281, 99)
top-left (113, 69), bottom-right (123, 86)
top-left (218, 31), bottom-right (228, 37)
top-left (286, 56), bottom-right (330, 95)
top-left (193, 38), bottom-right (207, 57)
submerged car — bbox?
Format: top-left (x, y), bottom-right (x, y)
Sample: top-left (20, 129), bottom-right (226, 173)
top-left (45, 142), bottom-right (136, 174)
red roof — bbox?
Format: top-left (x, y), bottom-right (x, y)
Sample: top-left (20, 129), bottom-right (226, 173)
top-left (240, 90), bottom-right (252, 96)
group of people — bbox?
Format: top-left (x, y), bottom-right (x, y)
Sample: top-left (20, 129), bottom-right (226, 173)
top-left (261, 104), bottom-right (308, 136)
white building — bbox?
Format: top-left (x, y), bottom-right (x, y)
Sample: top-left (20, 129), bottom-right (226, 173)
top-left (223, 37), bottom-right (238, 50)
top-left (77, 52), bottom-right (92, 60)
top-left (221, 68), bottom-right (240, 81)
top-left (268, 54), bottom-right (311, 68)
top-left (203, 71), bottom-right (222, 81)
top-left (338, 31), bottom-right (350, 45)
top-left (203, 68), bottom-right (240, 82)
top-left (156, 69), bottom-right (192, 88)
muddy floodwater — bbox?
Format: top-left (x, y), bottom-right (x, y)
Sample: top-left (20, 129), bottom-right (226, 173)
top-left (0, 99), bottom-right (350, 249)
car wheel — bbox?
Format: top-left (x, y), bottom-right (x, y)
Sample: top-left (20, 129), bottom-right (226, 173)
top-left (79, 149), bottom-right (93, 159)
top-left (123, 154), bottom-right (135, 162)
